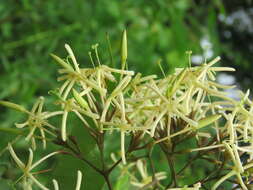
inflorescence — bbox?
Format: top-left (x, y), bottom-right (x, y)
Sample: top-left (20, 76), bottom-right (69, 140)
top-left (1, 30), bottom-right (253, 189)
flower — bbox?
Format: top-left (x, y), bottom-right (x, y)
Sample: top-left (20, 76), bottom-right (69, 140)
top-left (51, 43), bottom-right (134, 142)
top-left (8, 143), bottom-right (60, 190)
top-left (0, 97), bottom-right (63, 149)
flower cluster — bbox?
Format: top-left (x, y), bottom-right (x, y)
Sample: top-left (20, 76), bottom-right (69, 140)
top-left (50, 41), bottom-right (253, 189)
top-left (1, 30), bottom-right (253, 189)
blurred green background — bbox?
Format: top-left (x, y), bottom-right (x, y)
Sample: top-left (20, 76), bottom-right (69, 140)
top-left (0, 0), bottom-right (253, 189)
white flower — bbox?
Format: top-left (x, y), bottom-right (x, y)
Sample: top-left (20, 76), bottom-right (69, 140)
top-left (8, 143), bottom-right (60, 190)
top-left (0, 97), bottom-right (63, 149)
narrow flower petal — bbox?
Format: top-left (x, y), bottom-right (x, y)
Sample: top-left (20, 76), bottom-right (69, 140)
top-left (52, 179), bottom-right (59, 190)
top-left (8, 143), bottom-right (25, 169)
top-left (43, 111), bottom-right (64, 119)
top-left (75, 170), bottom-right (83, 190)
top-left (15, 121), bottom-right (29, 128)
top-left (28, 174), bottom-right (49, 190)
top-left (39, 128), bottom-right (47, 149)
top-left (37, 97), bottom-right (45, 114)
top-left (63, 80), bottom-right (75, 100)
top-left (150, 109), bottom-right (167, 137)
top-left (65, 44), bottom-right (80, 73)
top-left (25, 126), bottom-right (37, 142)
top-left (0, 101), bottom-right (29, 113)
top-left (26, 149), bottom-right (34, 170)
top-left (136, 160), bottom-right (146, 179)
top-left (110, 76), bottom-right (131, 98)
top-left (31, 151), bottom-right (59, 170)
top-left (121, 131), bottom-right (126, 164)
top-left (61, 111), bottom-right (68, 141)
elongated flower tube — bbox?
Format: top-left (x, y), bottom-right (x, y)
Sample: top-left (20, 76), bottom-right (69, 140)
top-left (65, 44), bottom-right (80, 73)
top-left (121, 29), bottom-right (127, 72)
top-left (53, 170), bottom-right (83, 190)
top-left (61, 109), bottom-right (69, 142)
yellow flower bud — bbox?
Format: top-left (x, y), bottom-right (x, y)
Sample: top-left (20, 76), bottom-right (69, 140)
top-left (72, 89), bottom-right (89, 110)
top-left (121, 29), bottom-right (127, 70)
top-left (50, 53), bottom-right (74, 71)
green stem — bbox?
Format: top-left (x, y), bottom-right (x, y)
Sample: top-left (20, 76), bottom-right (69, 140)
top-left (103, 173), bottom-right (113, 190)
top-left (167, 155), bottom-right (177, 187)
top-left (98, 133), bottom-right (105, 171)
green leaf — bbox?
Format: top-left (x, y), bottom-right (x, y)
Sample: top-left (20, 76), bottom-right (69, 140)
top-left (51, 153), bottom-right (104, 190)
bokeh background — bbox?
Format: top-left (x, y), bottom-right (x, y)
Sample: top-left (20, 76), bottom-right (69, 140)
top-left (0, 0), bottom-right (253, 189)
